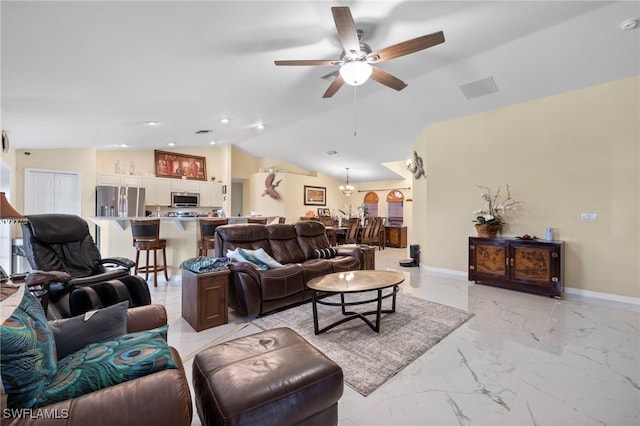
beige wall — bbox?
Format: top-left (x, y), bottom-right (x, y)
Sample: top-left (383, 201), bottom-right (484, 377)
top-left (414, 76), bottom-right (640, 298)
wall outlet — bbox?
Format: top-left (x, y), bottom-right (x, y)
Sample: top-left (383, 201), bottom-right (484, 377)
top-left (581, 213), bottom-right (598, 222)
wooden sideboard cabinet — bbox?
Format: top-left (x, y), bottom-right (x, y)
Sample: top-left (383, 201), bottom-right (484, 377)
top-left (182, 269), bottom-right (230, 331)
top-left (468, 237), bottom-right (564, 297)
top-left (385, 226), bottom-right (407, 248)
top-left (360, 246), bottom-right (376, 270)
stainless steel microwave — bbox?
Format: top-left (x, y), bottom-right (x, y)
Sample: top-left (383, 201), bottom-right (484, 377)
top-left (171, 192), bottom-right (199, 208)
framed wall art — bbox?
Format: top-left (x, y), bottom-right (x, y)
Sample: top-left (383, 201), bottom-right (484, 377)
top-left (154, 150), bottom-right (207, 181)
top-left (304, 185), bottom-right (326, 206)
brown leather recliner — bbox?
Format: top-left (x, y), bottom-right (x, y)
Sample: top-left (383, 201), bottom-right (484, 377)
top-left (3, 304), bottom-right (193, 426)
top-left (214, 221), bottom-right (361, 316)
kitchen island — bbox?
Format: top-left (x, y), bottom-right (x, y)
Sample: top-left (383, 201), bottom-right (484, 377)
top-left (89, 216), bottom-right (279, 277)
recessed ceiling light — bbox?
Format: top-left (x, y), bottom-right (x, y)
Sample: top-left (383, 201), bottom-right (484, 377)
top-left (145, 121), bottom-right (159, 126)
top-left (120, 144), bottom-right (128, 148)
top-left (256, 123), bottom-right (265, 130)
top-left (620, 19), bottom-right (638, 31)
top-left (210, 140), bottom-right (216, 145)
top-left (221, 118), bottom-right (230, 124)
top-left (168, 142), bottom-right (175, 147)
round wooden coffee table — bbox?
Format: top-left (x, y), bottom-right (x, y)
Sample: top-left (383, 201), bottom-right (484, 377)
top-left (306, 270), bottom-right (405, 335)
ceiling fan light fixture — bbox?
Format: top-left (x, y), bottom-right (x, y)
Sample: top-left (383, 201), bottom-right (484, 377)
top-left (339, 60), bottom-right (372, 86)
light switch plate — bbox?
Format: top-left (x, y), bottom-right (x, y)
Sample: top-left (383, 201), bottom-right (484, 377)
top-left (581, 213), bottom-right (598, 222)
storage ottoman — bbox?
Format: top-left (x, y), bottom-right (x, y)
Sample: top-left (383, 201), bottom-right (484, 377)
top-left (192, 327), bottom-right (344, 426)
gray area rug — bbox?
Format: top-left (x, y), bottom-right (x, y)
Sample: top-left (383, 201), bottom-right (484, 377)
top-left (251, 292), bottom-right (473, 396)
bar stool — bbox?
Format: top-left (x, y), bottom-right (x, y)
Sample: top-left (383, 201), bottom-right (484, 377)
top-left (198, 218), bottom-right (228, 256)
top-left (130, 219), bottom-right (169, 286)
top-left (247, 217), bottom-right (268, 224)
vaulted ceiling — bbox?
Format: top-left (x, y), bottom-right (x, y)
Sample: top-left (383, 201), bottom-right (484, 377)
top-left (2, 1), bottom-right (639, 182)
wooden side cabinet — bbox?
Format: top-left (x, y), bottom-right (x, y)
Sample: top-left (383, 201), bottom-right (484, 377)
top-left (385, 226), bottom-right (407, 248)
top-left (360, 246), bottom-right (376, 270)
top-left (468, 237), bottom-right (564, 297)
top-left (182, 269), bottom-right (230, 331)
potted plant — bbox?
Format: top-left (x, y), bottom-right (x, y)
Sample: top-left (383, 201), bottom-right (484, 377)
top-left (473, 185), bottom-right (522, 238)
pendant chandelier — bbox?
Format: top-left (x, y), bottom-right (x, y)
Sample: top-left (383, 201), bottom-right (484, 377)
top-left (339, 168), bottom-right (354, 196)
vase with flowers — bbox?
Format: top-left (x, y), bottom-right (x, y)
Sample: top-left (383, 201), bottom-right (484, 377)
top-left (473, 184), bottom-right (522, 238)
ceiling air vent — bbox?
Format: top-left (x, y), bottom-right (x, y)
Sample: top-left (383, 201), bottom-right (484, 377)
top-left (326, 150), bottom-right (338, 155)
top-left (195, 130), bottom-right (212, 134)
top-left (459, 76), bottom-right (499, 100)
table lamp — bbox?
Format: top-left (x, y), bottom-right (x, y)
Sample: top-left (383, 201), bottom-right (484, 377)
top-left (0, 192), bottom-right (27, 223)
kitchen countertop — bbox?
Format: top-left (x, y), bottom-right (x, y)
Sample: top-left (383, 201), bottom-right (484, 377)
top-left (89, 216), bottom-right (278, 230)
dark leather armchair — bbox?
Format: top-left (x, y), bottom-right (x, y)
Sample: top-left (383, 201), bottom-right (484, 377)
top-left (21, 214), bottom-right (151, 318)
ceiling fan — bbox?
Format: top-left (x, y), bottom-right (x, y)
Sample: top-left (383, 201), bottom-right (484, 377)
top-left (274, 6), bottom-right (445, 98)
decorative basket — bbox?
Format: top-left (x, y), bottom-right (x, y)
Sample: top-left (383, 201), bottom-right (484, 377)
top-left (475, 224), bottom-right (502, 238)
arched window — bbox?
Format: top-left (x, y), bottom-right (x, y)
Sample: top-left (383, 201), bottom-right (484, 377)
top-left (363, 192), bottom-right (379, 217)
top-left (386, 190), bottom-right (404, 226)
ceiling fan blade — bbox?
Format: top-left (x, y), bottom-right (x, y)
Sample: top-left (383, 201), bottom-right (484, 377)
top-left (322, 75), bottom-right (345, 98)
top-left (331, 7), bottom-right (361, 57)
top-left (370, 66), bottom-right (407, 91)
top-left (368, 31), bottom-right (445, 63)
top-left (274, 59), bottom-right (340, 66)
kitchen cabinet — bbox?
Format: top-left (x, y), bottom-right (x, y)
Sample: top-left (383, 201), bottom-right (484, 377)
top-left (142, 177), bottom-right (171, 206)
top-left (198, 182), bottom-right (224, 208)
top-left (97, 173), bottom-right (142, 187)
top-left (468, 237), bottom-right (564, 297)
top-left (170, 179), bottom-right (200, 193)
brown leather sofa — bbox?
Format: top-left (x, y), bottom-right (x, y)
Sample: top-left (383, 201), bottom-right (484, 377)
top-left (214, 221), bottom-right (361, 316)
top-left (3, 304), bottom-right (192, 426)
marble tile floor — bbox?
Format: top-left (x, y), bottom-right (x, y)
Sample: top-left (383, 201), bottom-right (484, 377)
top-left (147, 248), bottom-right (639, 426)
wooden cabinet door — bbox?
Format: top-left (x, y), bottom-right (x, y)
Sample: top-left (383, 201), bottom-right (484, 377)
top-left (198, 274), bottom-right (228, 329)
top-left (509, 242), bottom-right (562, 292)
top-left (469, 238), bottom-right (509, 283)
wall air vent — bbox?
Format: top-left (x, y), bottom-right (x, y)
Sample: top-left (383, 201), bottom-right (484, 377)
top-left (459, 76), bottom-right (499, 100)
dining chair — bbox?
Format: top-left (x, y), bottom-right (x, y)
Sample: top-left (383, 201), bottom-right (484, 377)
top-left (342, 218), bottom-right (361, 244)
top-left (378, 217), bottom-right (387, 250)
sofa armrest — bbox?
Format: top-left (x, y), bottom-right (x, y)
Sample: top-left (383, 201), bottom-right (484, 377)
top-left (335, 246), bottom-right (362, 258)
top-left (3, 348), bottom-right (192, 426)
top-left (126, 304), bottom-right (167, 333)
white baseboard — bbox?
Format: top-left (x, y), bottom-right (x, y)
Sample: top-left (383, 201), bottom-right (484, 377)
top-left (418, 265), bottom-right (640, 306)
top-left (564, 287), bottom-right (640, 306)
top-left (419, 265), bottom-right (468, 280)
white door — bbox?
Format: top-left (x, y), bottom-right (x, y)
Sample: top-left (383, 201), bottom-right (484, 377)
top-left (24, 169), bottom-right (81, 215)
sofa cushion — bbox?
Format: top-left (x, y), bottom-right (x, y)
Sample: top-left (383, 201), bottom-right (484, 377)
top-left (50, 300), bottom-right (129, 359)
top-left (266, 224), bottom-right (306, 264)
top-left (214, 224), bottom-right (271, 258)
top-left (1, 285), bottom-right (58, 409)
top-left (35, 325), bottom-right (177, 408)
top-left (294, 221), bottom-right (332, 259)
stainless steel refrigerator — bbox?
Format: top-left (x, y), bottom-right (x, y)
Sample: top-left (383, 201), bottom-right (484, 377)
top-left (96, 185), bottom-right (146, 217)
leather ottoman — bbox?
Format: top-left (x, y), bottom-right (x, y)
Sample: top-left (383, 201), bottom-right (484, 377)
top-left (192, 327), bottom-right (344, 426)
